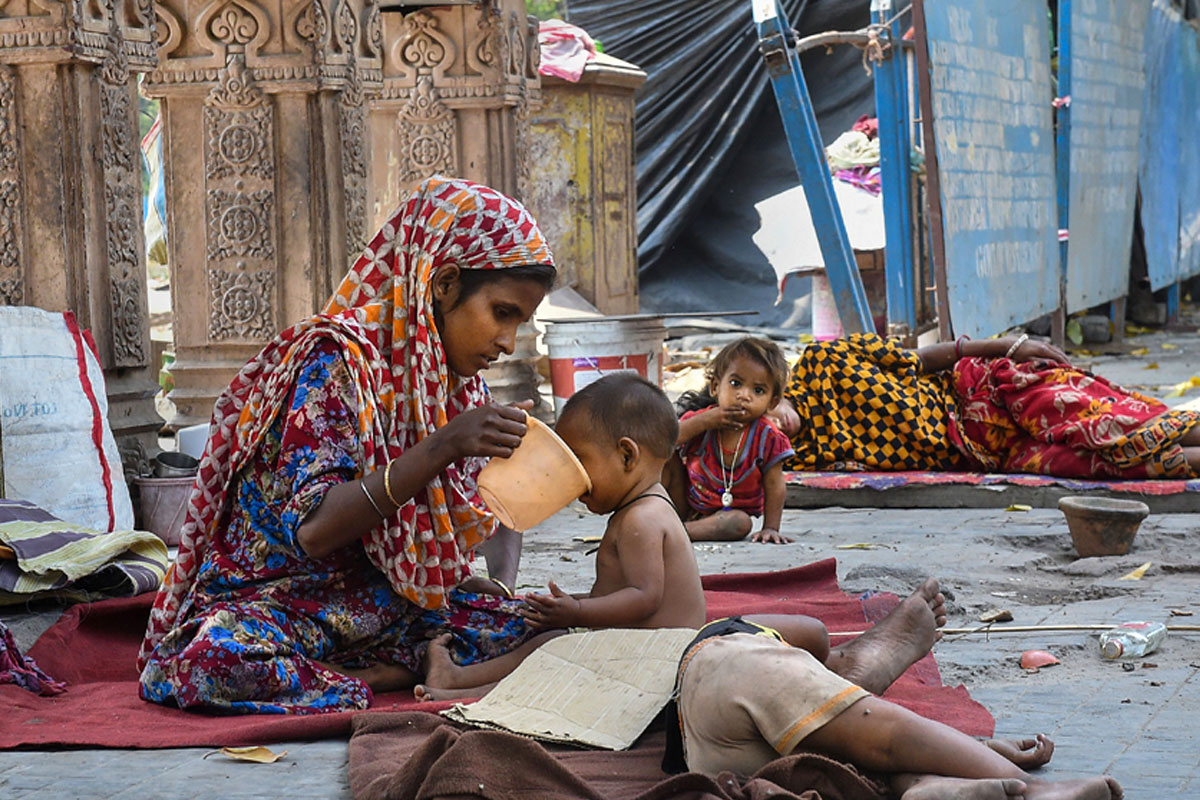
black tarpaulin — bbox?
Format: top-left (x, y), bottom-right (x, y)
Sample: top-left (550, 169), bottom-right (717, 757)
top-left (568, 0), bottom-right (876, 326)
top-left (567, 0), bottom-right (874, 275)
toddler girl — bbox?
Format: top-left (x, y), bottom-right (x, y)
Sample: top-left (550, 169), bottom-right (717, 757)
top-left (665, 337), bottom-right (794, 544)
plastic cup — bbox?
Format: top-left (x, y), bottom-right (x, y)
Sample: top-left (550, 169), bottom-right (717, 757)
top-left (477, 414), bottom-right (592, 531)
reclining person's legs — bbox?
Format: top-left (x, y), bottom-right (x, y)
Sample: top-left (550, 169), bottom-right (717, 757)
top-left (677, 633), bottom-right (1121, 800)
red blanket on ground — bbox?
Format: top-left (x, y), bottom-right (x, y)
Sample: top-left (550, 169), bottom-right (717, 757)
top-left (0, 559), bottom-right (993, 748)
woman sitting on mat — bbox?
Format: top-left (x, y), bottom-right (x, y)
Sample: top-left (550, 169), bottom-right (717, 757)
top-left (137, 177), bottom-right (555, 714)
top-left (768, 332), bottom-right (1200, 478)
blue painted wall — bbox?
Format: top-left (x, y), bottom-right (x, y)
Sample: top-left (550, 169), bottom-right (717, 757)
top-left (1063, 0), bottom-right (1151, 312)
top-left (924, 0), bottom-right (1061, 338)
top-left (1138, 0), bottom-right (1184, 291)
top-left (1178, 23), bottom-right (1200, 280)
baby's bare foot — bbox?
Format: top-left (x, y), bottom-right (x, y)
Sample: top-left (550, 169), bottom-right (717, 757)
top-left (900, 776), bottom-right (1027, 800)
top-left (985, 734), bottom-right (1054, 769)
top-left (827, 577), bottom-right (945, 694)
top-left (421, 633), bottom-right (463, 690)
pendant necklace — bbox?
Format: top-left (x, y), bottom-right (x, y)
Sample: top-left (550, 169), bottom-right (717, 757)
top-left (719, 427), bottom-right (748, 509)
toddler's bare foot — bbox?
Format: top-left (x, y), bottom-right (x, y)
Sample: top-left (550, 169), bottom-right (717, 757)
top-left (984, 734), bottom-right (1054, 769)
top-left (900, 776), bottom-right (1027, 800)
top-left (826, 577), bottom-right (945, 694)
top-left (685, 510), bottom-right (753, 542)
top-left (421, 633), bottom-right (465, 690)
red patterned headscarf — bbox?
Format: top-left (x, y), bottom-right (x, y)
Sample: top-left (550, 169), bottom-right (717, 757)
top-left (139, 177), bottom-right (554, 668)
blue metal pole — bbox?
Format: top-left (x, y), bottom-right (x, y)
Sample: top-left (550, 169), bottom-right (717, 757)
top-left (1054, 0), bottom-right (1072, 328)
top-left (872, 0), bottom-right (916, 336)
top-left (753, 0), bottom-right (873, 334)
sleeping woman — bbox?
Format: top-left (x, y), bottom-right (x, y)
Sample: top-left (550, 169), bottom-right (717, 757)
top-left (768, 333), bottom-right (1200, 479)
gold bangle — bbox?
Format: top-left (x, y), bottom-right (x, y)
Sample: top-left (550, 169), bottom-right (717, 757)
top-left (490, 577), bottom-right (514, 598)
top-left (382, 458), bottom-right (401, 509)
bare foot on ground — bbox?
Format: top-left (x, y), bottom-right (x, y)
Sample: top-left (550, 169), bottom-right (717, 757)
top-left (1025, 777), bottom-right (1122, 800)
top-left (685, 510), bottom-right (753, 542)
top-left (899, 776), bottom-right (1027, 800)
top-left (420, 633), bottom-right (464, 690)
top-left (984, 735), bottom-right (1054, 769)
top-left (900, 775), bottom-right (1120, 800)
top-left (825, 577), bottom-right (946, 694)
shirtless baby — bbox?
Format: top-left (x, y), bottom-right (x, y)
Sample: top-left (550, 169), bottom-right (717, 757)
top-left (418, 373), bottom-right (705, 700)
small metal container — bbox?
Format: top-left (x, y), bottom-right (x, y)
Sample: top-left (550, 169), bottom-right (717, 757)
top-left (152, 451), bottom-right (199, 478)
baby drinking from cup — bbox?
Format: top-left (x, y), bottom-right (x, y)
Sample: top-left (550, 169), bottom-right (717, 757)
top-left (415, 373), bottom-right (705, 701)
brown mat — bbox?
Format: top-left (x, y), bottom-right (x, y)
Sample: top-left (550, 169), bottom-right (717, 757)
top-left (349, 712), bottom-right (888, 800)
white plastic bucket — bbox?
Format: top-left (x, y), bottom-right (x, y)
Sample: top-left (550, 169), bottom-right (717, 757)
top-left (543, 318), bottom-right (669, 416)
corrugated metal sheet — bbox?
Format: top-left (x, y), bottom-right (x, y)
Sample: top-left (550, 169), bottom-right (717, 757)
top-left (1063, 0), bottom-right (1151, 312)
top-left (924, 0), bottom-right (1061, 337)
top-left (1178, 23), bottom-right (1200, 280)
top-left (1138, 0), bottom-right (1184, 291)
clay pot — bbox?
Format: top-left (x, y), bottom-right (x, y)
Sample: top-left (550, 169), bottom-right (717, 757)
top-left (1058, 496), bottom-right (1149, 557)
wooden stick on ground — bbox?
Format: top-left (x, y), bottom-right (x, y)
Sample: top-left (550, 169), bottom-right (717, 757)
top-left (829, 623), bottom-right (1200, 638)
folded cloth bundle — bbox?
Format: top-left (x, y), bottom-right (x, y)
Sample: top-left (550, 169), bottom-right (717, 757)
top-left (0, 618), bottom-right (64, 695)
top-left (0, 498), bottom-right (169, 604)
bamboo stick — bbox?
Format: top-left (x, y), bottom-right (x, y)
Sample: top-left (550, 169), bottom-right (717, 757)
top-left (829, 623), bottom-right (1200, 638)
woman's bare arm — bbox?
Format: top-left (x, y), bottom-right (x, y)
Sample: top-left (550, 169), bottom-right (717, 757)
top-left (296, 403), bottom-right (529, 560)
top-left (916, 336), bottom-right (1070, 374)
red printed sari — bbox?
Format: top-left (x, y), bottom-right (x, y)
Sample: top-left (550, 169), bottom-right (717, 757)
top-left (949, 357), bottom-right (1199, 479)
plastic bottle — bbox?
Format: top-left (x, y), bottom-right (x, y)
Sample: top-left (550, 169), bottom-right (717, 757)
top-left (1098, 621), bottom-right (1167, 659)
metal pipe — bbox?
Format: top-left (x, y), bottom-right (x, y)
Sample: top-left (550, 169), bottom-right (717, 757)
top-left (911, 0), bottom-right (952, 341)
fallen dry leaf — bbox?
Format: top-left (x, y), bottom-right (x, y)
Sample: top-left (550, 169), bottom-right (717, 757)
top-left (979, 608), bottom-right (1014, 623)
top-left (1144, 362), bottom-right (1160, 370)
top-left (1165, 377), bottom-right (1200, 399)
top-left (1020, 650), bottom-right (1060, 669)
top-left (1161, 342), bottom-right (1179, 350)
top-left (1130, 347), bottom-right (1149, 356)
top-left (1117, 561), bottom-right (1152, 581)
top-left (1169, 608), bottom-right (1194, 617)
top-left (1125, 323), bottom-right (1152, 335)
top-left (1005, 504), bottom-right (1032, 512)
top-left (835, 542), bottom-right (881, 550)
top-left (204, 746), bottom-right (287, 764)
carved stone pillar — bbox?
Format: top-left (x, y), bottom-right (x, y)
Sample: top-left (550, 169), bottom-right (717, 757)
top-left (525, 53), bottom-right (646, 315)
top-left (368, 0), bottom-right (539, 226)
top-left (368, 3), bottom-right (539, 409)
top-left (145, 0), bottom-right (383, 428)
top-left (0, 0), bottom-right (161, 460)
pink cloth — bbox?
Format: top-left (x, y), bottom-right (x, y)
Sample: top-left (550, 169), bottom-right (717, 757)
top-left (538, 19), bottom-right (597, 82)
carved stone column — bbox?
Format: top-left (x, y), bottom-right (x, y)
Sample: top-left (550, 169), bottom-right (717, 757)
top-left (368, 3), bottom-right (539, 409)
top-left (368, 0), bottom-right (539, 225)
top-left (0, 0), bottom-right (161, 460)
top-left (145, 0), bottom-right (382, 428)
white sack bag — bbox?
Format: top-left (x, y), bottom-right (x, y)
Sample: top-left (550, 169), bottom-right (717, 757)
top-left (0, 306), bottom-right (136, 531)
